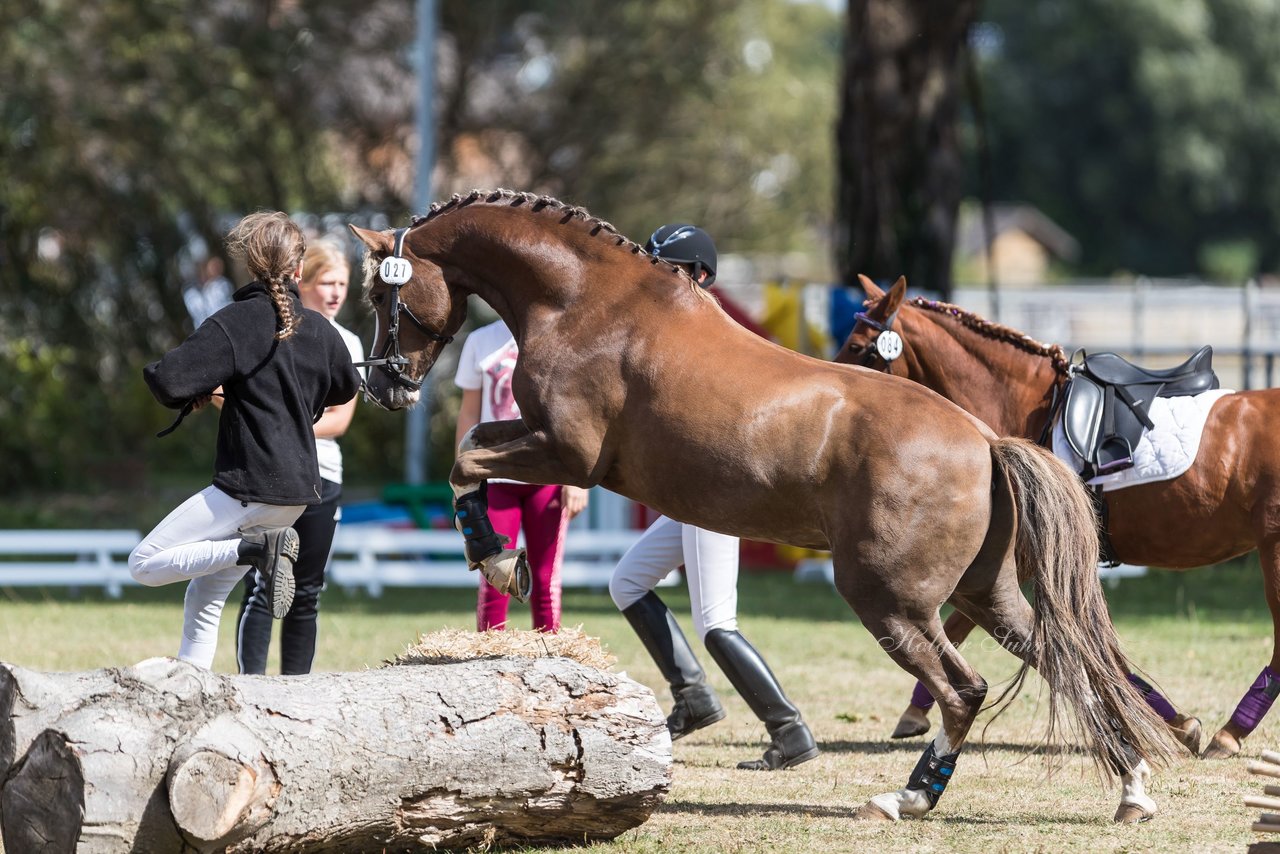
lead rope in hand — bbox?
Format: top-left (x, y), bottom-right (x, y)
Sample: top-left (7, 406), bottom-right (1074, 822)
top-left (155, 393), bottom-right (224, 438)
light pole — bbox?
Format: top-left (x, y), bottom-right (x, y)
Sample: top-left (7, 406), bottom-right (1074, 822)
top-left (404, 0), bottom-right (437, 485)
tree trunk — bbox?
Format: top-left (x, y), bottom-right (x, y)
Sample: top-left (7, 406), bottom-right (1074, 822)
top-left (0, 656), bottom-right (670, 853)
top-left (835, 0), bottom-right (979, 300)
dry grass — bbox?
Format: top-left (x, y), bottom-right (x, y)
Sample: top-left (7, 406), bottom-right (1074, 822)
top-left (388, 624), bottom-right (616, 670)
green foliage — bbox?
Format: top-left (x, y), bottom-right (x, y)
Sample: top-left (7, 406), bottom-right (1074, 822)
top-left (975, 0), bottom-right (1280, 277)
top-left (1198, 238), bottom-right (1259, 284)
top-left (0, 0), bottom-right (841, 493)
top-left (0, 341), bottom-right (82, 490)
top-left (438, 0), bottom-right (841, 251)
top-left (0, 0), bottom-right (356, 493)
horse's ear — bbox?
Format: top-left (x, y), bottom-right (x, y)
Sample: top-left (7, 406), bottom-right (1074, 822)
top-left (856, 274), bottom-right (885, 300)
top-left (349, 224), bottom-right (392, 255)
top-left (883, 275), bottom-right (908, 315)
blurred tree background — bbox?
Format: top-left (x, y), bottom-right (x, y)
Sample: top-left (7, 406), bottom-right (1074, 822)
top-left (3, 0), bottom-right (1279, 515)
top-left (974, 0), bottom-right (1280, 279)
top-left (0, 0), bottom-right (840, 512)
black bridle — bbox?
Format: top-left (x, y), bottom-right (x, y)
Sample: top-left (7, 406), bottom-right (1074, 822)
top-left (850, 308), bottom-right (904, 368)
top-left (353, 227), bottom-right (454, 392)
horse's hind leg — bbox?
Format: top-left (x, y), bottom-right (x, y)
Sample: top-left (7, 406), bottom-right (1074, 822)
top-left (1204, 531), bottom-right (1280, 759)
top-left (840, 592), bottom-right (987, 821)
top-left (960, 584), bottom-right (1159, 823)
top-left (891, 609), bottom-right (980, 739)
top-left (896, 614), bottom-right (1201, 753)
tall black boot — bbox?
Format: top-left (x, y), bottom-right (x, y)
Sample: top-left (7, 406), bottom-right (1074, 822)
top-left (236, 527), bottom-right (299, 619)
top-left (704, 628), bottom-right (818, 770)
top-left (622, 591), bottom-right (726, 740)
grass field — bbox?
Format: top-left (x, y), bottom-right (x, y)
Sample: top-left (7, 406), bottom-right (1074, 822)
top-left (0, 558), bottom-right (1275, 852)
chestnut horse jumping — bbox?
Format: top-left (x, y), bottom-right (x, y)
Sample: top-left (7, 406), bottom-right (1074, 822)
top-left (351, 190), bottom-right (1176, 823)
top-left (838, 275), bottom-right (1280, 761)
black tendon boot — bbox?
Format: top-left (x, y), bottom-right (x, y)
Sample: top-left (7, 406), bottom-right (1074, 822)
top-left (704, 628), bottom-right (819, 770)
top-left (622, 592), bottom-right (727, 740)
top-left (237, 527), bottom-right (300, 619)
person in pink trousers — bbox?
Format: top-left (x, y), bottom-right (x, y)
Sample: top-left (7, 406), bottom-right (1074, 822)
top-left (454, 319), bottom-right (589, 631)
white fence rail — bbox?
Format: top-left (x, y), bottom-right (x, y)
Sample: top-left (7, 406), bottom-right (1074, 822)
top-left (0, 530), bottom-right (141, 598)
top-left (720, 278), bottom-right (1280, 390)
top-left (0, 527), bottom-right (665, 598)
top-left (327, 527), bottom-right (668, 596)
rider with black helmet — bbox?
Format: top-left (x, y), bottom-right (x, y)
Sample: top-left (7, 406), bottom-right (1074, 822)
top-left (644, 224), bottom-right (718, 287)
top-left (609, 223), bottom-right (818, 772)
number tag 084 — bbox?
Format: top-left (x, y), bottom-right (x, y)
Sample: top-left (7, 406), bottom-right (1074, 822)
top-left (379, 256), bottom-right (413, 286)
top-left (875, 329), bottom-right (904, 362)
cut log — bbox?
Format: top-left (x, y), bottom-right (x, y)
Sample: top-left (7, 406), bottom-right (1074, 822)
top-left (0, 656), bottom-right (671, 853)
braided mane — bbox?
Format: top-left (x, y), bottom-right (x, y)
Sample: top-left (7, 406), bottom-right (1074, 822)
top-left (909, 296), bottom-right (1070, 378)
top-left (408, 188), bottom-right (702, 291)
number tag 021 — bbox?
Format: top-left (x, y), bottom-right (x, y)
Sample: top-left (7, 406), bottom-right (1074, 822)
top-left (379, 256), bottom-right (412, 286)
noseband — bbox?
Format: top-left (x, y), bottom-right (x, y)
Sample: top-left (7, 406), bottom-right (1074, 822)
top-left (851, 308), bottom-right (904, 368)
top-left (353, 226), bottom-right (454, 392)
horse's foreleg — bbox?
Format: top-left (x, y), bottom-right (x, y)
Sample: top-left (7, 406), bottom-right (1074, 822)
top-left (1204, 532), bottom-right (1280, 759)
top-left (448, 422), bottom-right (588, 603)
top-left (451, 421), bottom-right (590, 494)
top-left (845, 601), bottom-right (986, 821)
top-left (450, 419), bottom-right (536, 497)
top-left (891, 609), bottom-right (979, 740)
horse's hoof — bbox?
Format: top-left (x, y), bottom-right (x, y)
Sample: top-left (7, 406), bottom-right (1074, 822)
top-left (1167, 714), bottom-right (1202, 756)
top-left (891, 705), bottom-right (931, 739)
top-left (853, 801), bottom-right (896, 822)
top-left (1200, 728), bottom-right (1240, 760)
top-left (1113, 802), bottom-right (1156, 824)
top-left (477, 548), bottom-right (532, 602)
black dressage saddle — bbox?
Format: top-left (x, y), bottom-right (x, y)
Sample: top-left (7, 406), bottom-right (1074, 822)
top-left (1061, 345), bottom-right (1219, 479)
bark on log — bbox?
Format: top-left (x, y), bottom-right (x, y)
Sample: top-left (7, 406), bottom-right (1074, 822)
top-left (0, 656), bottom-right (671, 852)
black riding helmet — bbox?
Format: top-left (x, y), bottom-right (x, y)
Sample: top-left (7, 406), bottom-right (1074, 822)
top-left (645, 223), bottom-right (717, 287)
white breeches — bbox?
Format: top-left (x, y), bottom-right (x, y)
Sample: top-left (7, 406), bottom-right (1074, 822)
top-left (129, 485), bottom-right (302, 670)
top-left (609, 515), bottom-right (740, 639)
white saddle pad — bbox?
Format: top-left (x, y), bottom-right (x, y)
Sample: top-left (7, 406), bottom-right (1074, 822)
top-left (1051, 388), bottom-right (1234, 492)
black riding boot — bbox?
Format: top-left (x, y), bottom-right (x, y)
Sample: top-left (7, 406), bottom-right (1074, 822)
top-left (236, 527), bottom-right (299, 619)
top-left (622, 591), bottom-right (726, 740)
top-left (704, 628), bottom-right (818, 770)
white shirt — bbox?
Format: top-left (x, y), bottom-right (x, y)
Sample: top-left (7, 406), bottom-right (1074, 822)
top-left (454, 319), bottom-right (522, 483)
top-left (316, 320), bottom-right (364, 484)
top-left (454, 320), bottom-right (523, 423)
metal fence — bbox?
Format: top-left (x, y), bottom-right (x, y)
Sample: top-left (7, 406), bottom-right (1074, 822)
top-left (951, 279), bottom-right (1280, 390)
top-left (718, 277), bottom-right (1280, 390)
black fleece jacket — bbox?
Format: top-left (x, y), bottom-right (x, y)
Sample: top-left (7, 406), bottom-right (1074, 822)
top-left (144, 280), bottom-right (361, 505)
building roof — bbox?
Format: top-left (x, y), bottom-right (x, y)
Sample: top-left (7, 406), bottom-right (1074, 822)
top-left (956, 203), bottom-right (1081, 262)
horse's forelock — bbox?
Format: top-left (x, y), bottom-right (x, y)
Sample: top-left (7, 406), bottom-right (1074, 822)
top-left (360, 250), bottom-right (381, 296)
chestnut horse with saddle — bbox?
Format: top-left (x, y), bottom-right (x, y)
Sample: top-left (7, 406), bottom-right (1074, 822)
top-left (838, 274), bottom-right (1280, 761)
top-left (350, 190), bottom-right (1177, 824)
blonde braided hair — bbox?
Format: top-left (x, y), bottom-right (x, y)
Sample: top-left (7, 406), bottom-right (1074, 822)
top-left (226, 211), bottom-right (304, 339)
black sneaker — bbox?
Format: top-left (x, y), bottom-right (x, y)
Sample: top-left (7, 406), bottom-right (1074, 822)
top-left (238, 527), bottom-right (300, 618)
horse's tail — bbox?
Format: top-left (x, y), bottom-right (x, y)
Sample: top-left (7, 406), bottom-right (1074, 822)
top-left (991, 437), bottom-right (1178, 775)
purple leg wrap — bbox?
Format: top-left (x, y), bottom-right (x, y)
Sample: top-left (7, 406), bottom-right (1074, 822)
top-left (910, 681), bottom-right (936, 711)
top-left (1230, 665), bottom-right (1280, 734)
top-left (1126, 673), bottom-right (1177, 722)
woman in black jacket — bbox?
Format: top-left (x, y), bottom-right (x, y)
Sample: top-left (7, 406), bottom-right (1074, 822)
top-left (129, 211), bottom-right (361, 670)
